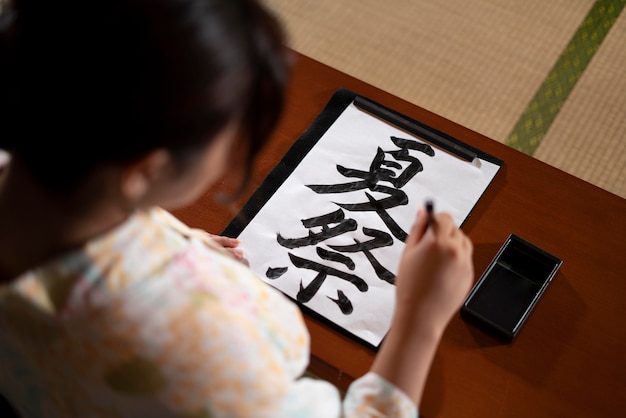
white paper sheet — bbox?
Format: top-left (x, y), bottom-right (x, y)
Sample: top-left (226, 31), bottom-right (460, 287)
top-left (237, 103), bottom-right (500, 347)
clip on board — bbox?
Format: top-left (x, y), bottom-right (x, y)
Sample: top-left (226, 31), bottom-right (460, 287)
top-left (223, 88), bottom-right (503, 349)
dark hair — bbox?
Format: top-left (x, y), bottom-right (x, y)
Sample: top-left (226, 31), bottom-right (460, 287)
top-left (0, 0), bottom-right (289, 191)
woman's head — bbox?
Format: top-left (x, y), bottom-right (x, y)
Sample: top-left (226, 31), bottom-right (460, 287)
top-left (0, 0), bottom-right (289, 196)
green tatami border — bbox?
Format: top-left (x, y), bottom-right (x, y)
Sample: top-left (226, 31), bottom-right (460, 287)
top-left (506, 0), bottom-right (626, 155)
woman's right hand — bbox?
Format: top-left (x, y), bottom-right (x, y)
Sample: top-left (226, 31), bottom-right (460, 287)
top-left (392, 208), bottom-right (474, 337)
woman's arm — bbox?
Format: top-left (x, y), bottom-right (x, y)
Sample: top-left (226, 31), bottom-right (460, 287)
top-left (371, 208), bottom-right (474, 406)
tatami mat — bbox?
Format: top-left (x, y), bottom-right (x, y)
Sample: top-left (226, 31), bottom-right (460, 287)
top-left (535, 9), bottom-right (626, 198)
top-left (263, 0), bottom-right (626, 199)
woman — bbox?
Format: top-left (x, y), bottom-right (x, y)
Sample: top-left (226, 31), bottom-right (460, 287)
top-left (0, 0), bottom-right (473, 416)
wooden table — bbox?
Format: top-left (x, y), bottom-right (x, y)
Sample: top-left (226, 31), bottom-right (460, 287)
top-left (172, 52), bottom-right (626, 417)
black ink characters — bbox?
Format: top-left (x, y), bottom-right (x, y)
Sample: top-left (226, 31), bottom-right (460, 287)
top-left (266, 136), bottom-right (434, 315)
